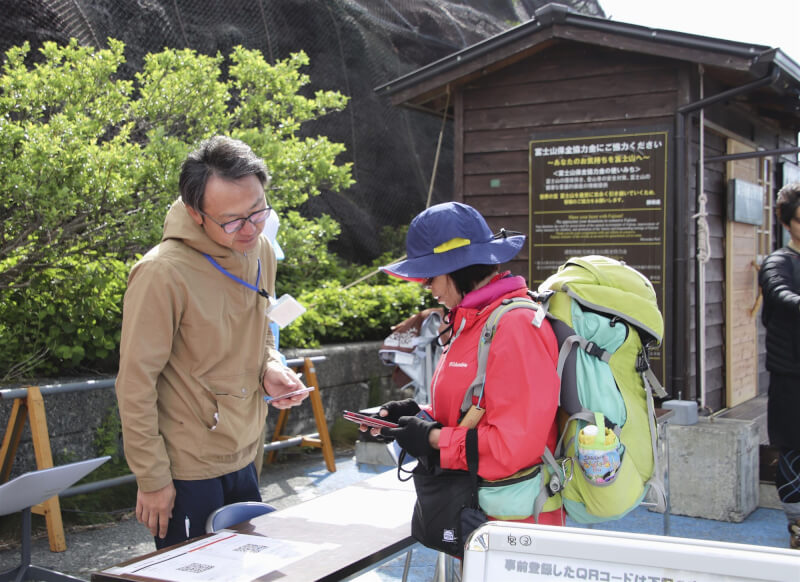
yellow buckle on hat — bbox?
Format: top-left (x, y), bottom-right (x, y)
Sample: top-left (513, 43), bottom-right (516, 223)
top-left (434, 237), bottom-right (470, 253)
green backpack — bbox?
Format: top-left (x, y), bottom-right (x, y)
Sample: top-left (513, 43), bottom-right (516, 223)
top-left (462, 255), bottom-right (667, 523)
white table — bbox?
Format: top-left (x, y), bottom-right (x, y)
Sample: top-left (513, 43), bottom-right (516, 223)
top-left (93, 467), bottom-right (418, 582)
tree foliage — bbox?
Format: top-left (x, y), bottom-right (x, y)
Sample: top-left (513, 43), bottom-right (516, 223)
top-left (0, 39), bottom-right (356, 379)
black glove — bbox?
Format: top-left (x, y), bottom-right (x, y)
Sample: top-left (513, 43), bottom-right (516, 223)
top-left (378, 398), bottom-right (421, 423)
top-left (381, 415), bottom-right (442, 459)
top-left (359, 400), bottom-right (421, 443)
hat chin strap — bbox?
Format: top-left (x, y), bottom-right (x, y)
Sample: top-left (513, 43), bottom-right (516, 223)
top-left (492, 228), bottom-right (523, 239)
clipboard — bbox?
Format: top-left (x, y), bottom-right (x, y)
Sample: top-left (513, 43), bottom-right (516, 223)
top-left (0, 456), bottom-right (110, 516)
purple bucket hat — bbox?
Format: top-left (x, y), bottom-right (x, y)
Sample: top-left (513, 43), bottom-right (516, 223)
top-left (380, 202), bottom-right (525, 281)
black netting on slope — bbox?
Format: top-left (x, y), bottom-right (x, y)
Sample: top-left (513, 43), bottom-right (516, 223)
top-left (0, 0), bottom-right (604, 264)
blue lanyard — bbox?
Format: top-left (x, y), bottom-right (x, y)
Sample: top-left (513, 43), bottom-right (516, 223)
top-left (203, 254), bottom-right (270, 299)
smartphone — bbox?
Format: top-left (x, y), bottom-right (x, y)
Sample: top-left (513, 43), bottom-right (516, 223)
top-left (342, 410), bottom-right (399, 429)
top-left (416, 409), bottom-right (434, 422)
top-left (263, 385), bottom-right (314, 403)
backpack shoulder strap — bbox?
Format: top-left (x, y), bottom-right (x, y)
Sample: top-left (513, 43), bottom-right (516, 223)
top-left (460, 297), bottom-right (541, 415)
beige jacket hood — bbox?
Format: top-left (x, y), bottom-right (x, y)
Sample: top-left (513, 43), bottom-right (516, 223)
top-left (117, 200), bottom-right (280, 491)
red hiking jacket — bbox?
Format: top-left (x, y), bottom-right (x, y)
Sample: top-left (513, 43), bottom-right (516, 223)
top-left (429, 274), bottom-right (563, 524)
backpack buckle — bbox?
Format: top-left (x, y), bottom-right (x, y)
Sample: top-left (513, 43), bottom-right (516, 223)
top-left (529, 289), bottom-right (553, 303)
top-left (636, 349), bottom-right (650, 372)
top-left (584, 341), bottom-right (605, 359)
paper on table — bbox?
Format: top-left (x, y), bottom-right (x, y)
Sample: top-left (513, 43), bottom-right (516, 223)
top-left (104, 532), bottom-right (336, 582)
top-left (298, 488), bottom-right (413, 529)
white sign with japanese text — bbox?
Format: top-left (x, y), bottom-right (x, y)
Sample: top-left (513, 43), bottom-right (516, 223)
top-left (462, 523), bottom-right (799, 582)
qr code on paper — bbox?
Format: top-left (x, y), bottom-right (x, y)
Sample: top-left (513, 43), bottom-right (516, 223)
top-left (177, 562), bottom-right (214, 574)
top-left (233, 543), bottom-right (270, 553)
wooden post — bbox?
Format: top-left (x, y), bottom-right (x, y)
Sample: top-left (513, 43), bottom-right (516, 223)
top-left (0, 386), bottom-right (67, 552)
top-left (0, 398), bottom-right (27, 483)
top-left (266, 358), bottom-right (336, 472)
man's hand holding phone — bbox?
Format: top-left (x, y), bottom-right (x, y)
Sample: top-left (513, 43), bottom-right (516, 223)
top-left (262, 364), bottom-right (309, 409)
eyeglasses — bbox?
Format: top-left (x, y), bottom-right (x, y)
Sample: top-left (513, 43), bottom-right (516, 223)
top-left (199, 205), bottom-right (271, 234)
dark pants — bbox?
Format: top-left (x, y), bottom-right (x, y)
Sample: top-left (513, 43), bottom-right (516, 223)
top-left (155, 462), bottom-right (261, 549)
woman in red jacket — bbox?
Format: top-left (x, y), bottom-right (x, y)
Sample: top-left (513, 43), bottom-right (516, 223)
top-left (371, 201), bottom-right (563, 527)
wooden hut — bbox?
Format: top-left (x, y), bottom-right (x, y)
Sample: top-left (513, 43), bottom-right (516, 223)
top-left (376, 3), bottom-right (800, 412)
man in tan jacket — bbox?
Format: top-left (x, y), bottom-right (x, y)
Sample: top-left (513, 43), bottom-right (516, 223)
top-left (116, 136), bottom-right (307, 549)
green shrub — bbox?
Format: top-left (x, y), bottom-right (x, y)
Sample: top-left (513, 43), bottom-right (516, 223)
top-left (280, 276), bottom-right (435, 348)
top-left (0, 257), bottom-right (128, 380)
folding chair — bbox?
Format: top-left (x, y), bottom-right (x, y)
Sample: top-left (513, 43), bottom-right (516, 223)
top-left (205, 501), bottom-right (277, 533)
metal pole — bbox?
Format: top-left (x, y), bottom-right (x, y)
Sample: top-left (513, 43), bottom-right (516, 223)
top-left (60, 474), bottom-right (136, 498)
top-left (704, 146), bottom-right (800, 164)
top-left (672, 110), bottom-right (688, 400)
top-left (59, 434), bottom-right (320, 498)
top-left (1, 356), bottom-right (325, 399)
top-left (0, 378), bottom-right (116, 400)
top-left (696, 65), bottom-right (707, 411)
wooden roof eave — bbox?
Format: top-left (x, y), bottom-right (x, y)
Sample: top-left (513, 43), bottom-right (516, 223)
top-left (375, 5), bottom-right (800, 117)
top-left (555, 26), bottom-right (767, 74)
top-left (388, 25), bottom-right (772, 115)
top-left (385, 29), bottom-right (560, 113)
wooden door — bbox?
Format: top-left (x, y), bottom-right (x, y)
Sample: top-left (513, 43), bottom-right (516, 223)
top-left (724, 140), bottom-right (763, 407)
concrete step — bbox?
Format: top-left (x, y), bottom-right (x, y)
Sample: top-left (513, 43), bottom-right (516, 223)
top-left (760, 481), bottom-right (782, 510)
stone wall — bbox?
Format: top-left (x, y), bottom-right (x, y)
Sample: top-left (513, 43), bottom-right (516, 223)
top-left (0, 341), bottom-right (396, 478)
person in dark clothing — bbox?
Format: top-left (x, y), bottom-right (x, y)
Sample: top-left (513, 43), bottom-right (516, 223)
top-left (758, 182), bottom-right (800, 549)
